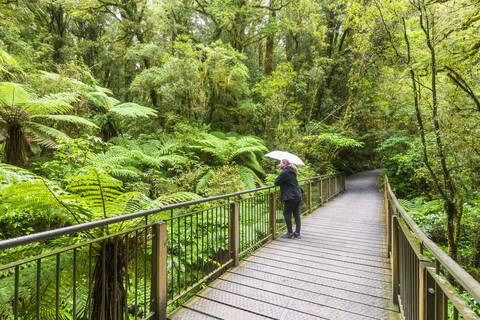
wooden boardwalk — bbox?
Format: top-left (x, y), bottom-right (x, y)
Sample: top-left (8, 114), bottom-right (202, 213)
top-left (170, 170), bottom-right (401, 320)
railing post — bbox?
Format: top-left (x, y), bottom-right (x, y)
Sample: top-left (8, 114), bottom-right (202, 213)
top-left (392, 214), bottom-right (399, 305)
top-left (307, 182), bottom-right (312, 214)
top-left (327, 177), bottom-right (331, 200)
top-left (152, 221), bottom-right (167, 320)
top-left (385, 178), bottom-right (391, 256)
top-left (419, 262), bottom-right (426, 320)
top-left (425, 269), bottom-right (436, 320)
top-left (319, 179), bottom-right (323, 206)
top-left (269, 192), bottom-right (277, 239)
top-left (418, 259), bottom-right (434, 320)
top-left (434, 282), bottom-right (445, 320)
top-left (229, 201), bottom-right (239, 266)
top-left (334, 175), bottom-right (337, 195)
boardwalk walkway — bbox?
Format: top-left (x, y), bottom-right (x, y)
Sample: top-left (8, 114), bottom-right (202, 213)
top-left (170, 170), bottom-right (401, 320)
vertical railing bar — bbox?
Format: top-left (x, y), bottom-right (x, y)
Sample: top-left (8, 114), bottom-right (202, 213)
top-left (144, 220), bottom-right (148, 316)
top-left (405, 227), bottom-right (408, 317)
top-left (88, 243), bottom-right (92, 318)
top-left (124, 233), bottom-right (129, 320)
top-left (415, 256), bottom-right (418, 320)
top-left (392, 215), bottom-right (399, 305)
top-left (56, 253), bottom-right (60, 320)
top-left (114, 237), bottom-right (118, 320)
top-left (177, 216), bottom-right (181, 297)
top-left (190, 214), bottom-right (194, 288)
top-left (135, 230), bottom-right (138, 320)
top-left (36, 259), bottom-right (41, 320)
top-left (442, 293), bottom-right (447, 320)
top-left (250, 197), bottom-right (253, 245)
top-left (215, 206), bottom-right (219, 263)
top-left (249, 197), bottom-right (253, 246)
top-left (183, 213), bottom-right (187, 294)
top-left (102, 240), bottom-right (106, 320)
top-left (169, 209), bottom-right (173, 301)
top-left (201, 209), bottom-right (204, 282)
top-left (73, 248), bottom-right (77, 320)
top-left (263, 194), bottom-right (266, 238)
top-left (249, 198), bottom-right (252, 247)
top-left (411, 242), bottom-right (414, 320)
top-left (206, 208), bottom-right (209, 279)
top-left (195, 211), bottom-right (199, 284)
top-left (14, 265), bottom-right (19, 320)
top-left (255, 196), bottom-right (258, 242)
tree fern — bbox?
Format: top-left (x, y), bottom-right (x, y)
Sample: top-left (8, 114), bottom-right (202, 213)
top-left (191, 132), bottom-right (267, 194)
top-left (0, 82), bottom-right (97, 166)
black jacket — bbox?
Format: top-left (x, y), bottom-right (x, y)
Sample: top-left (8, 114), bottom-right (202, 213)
top-left (274, 166), bottom-right (302, 201)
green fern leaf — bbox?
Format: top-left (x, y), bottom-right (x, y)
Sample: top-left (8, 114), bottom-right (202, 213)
top-left (0, 82), bottom-right (29, 106)
top-left (110, 102), bottom-right (157, 118)
top-left (31, 114), bottom-right (99, 128)
top-left (196, 169), bottom-right (214, 193)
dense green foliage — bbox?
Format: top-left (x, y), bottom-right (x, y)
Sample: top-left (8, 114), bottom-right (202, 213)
top-left (0, 0), bottom-right (480, 317)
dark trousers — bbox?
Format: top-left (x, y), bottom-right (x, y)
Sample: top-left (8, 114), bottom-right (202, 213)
top-left (283, 199), bottom-right (301, 234)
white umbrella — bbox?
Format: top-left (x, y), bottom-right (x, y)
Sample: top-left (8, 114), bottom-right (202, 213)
top-left (265, 151), bottom-right (305, 165)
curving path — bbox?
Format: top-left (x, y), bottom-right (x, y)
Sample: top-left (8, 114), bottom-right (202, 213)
top-left (170, 170), bottom-right (401, 320)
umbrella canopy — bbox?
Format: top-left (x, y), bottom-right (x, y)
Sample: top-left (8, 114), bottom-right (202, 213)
top-left (265, 151), bottom-right (305, 165)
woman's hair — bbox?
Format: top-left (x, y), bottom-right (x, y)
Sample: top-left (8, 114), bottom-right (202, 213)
top-left (281, 159), bottom-right (298, 175)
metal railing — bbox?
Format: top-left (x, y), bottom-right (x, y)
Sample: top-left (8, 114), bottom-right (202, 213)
top-left (0, 173), bottom-right (345, 320)
top-left (384, 175), bottom-right (480, 320)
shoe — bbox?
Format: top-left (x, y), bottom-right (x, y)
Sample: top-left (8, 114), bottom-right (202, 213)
top-left (281, 232), bottom-right (293, 239)
top-left (293, 232), bottom-right (301, 239)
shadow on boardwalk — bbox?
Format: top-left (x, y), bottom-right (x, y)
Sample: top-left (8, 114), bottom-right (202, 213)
top-left (170, 170), bottom-right (401, 320)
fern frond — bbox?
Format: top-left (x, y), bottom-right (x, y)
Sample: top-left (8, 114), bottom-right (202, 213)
top-left (23, 92), bottom-right (78, 115)
top-left (85, 91), bottom-right (118, 109)
top-left (38, 71), bottom-right (89, 90)
top-left (0, 163), bottom-right (41, 187)
top-left (66, 167), bottom-right (125, 218)
top-left (31, 114), bottom-right (99, 128)
top-left (237, 151), bottom-right (264, 174)
top-left (155, 138), bottom-right (182, 155)
top-left (0, 82), bottom-right (29, 106)
top-left (106, 166), bottom-right (143, 180)
top-left (196, 169), bottom-right (214, 193)
top-left (109, 102), bottom-right (157, 118)
top-left (108, 137), bottom-right (142, 150)
top-left (0, 180), bottom-right (89, 222)
top-left (0, 49), bottom-right (19, 76)
top-left (147, 192), bottom-right (202, 209)
top-left (25, 122), bottom-right (68, 147)
top-left (238, 166), bottom-right (262, 189)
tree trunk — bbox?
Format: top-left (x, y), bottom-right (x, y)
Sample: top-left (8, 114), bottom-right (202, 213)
top-left (91, 238), bottom-right (127, 320)
top-left (445, 201), bottom-right (458, 260)
top-left (258, 40), bottom-right (264, 69)
top-left (5, 124), bottom-right (26, 167)
top-left (264, 0), bottom-right (276, 75)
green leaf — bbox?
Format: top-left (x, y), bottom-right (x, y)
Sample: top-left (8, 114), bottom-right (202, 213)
top-left (0, 82), bottom-right (29, 106)
top-left (109, 102), bottom-right (157, 118)
top-left (31, 114), bottom-right (99, 128)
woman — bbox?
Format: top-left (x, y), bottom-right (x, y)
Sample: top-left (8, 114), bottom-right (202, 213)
top-left (274, 159), bottom-right (302, 239)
